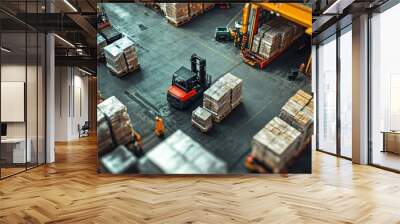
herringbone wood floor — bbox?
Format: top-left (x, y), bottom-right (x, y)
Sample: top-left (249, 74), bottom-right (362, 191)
top-left (0, 136), bottom-right (399, 224)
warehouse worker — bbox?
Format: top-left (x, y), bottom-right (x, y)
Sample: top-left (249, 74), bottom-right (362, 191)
top-left (155, 116), bottom-right (165, 137)
top-left (133, 131), bottom-right (143, 155)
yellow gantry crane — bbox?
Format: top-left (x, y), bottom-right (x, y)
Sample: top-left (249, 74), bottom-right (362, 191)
top-left (240, 3), bottom-right (312, 74)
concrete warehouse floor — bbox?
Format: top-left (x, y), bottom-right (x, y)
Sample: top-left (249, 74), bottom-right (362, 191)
top-left (98, 3), bottom-right (312, 173)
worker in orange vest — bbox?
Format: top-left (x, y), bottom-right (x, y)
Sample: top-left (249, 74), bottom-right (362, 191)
top-left (155, 116), bottom-right (165, 137)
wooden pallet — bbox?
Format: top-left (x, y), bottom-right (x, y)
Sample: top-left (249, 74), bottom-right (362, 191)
top-left (166, 17), bottom-right (191, 27)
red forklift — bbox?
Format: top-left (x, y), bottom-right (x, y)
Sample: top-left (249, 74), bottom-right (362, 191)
top-left (167, 54), bottom-right (212, 110)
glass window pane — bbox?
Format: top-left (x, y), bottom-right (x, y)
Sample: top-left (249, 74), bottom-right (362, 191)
top-left (371, 4), bottom-right (400, 171)
top-left (1, 32), bottom-right (27, 177)
top-left (317, 36), bottom-right (337, 154)
top-left (339, 28), bottom-right (352, 158)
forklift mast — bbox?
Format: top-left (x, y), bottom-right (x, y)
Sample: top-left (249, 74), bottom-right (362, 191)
top-left (190, 54), bottom-right (207, 87)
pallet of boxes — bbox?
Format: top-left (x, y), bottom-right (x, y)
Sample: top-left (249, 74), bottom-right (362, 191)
top-left (248, 90), bottom-right (313, 173)
top-left (165, 3), bottom-right (190, 26)
top-left (252, 18), bottom-right (303, 60)
top-left (191, 73), bottom-right (242, 133)
top-left (139, 130), bottom-right (227, 174)
top-left (97, 96), bottom-right (140, 174)
top-left (104, 37), bottom-right (140, 77)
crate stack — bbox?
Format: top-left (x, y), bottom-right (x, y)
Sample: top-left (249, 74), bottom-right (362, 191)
top-left (203, 80), bottom-right (232, 123)
top-left (139, 130), bottom-right (227, 174)
top-left (97, 96), bottom-right (139, 173)
top-left (258, 28), bottom-right (282, 59)
top-left (277, 24), bottom-right (294, 49)
top-left (219, 73), bottom-right (243, 109)
top-left (97, 33), bottom-right (107, 59)
top-left (104, 37), bottom-right (139, 77)
top-left (165, 3), bottom-right (190, 25)
top-left (192, 106), bottom-right (213, 132)
top-left (251, 117), bottom-right (301, 173)
top-left (98, 96), bottom-right (136, 147)
top-left (189, 3), bottom-right (203, 17)
top-left (279, 90), bottom-right (314, 148)
top-left (253, 18), bottom-right (302, 60)
top-left (203, 73), bottom-right (243, 122)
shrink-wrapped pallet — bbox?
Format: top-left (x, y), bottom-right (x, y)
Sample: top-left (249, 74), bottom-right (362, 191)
top-left (104, 37), bottom-right (139, 76)
top-left (139, 130), bottom-right (227, 174)
top-left (203, 80), bottom-right (232, 122)
top-left (251, 117), bottom-right (301, 172)
top-left (251, 33), bottom-right (263, 53)
top-left (192, 106), bottom-right (213, 132)
top-left (189, 3), bottom-right (203, 17)
top-left (258, 28), bottom-right (282, 59)
top-left (97, 110), bottom-right (114, 155)
top-left (165, 3), bottom-right (189, 24)
top-left (97, 33), bottom-right (107, 59)
top-left (97, 96), bottom-right (135, 147)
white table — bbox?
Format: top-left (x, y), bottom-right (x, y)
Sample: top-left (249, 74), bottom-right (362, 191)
top-left (1, 138), bottom-right (31, 163)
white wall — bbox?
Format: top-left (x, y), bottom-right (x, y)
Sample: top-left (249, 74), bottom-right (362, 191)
top-left (54, 67), bottom-right (89, 141)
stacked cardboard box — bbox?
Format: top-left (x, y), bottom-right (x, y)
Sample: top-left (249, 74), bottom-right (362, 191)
top-left (277, 24), bottom-right (294, 49)
top-left (251, 33), bottom-right (263, 53)
top-left (97, 33), bottom-right (107, 59)
top-left (203, 73), bottom-right (243, 122)
top-left (165, 3), bottom-right (190, 24)
top-left (97, 109), bottom-right (115, 155)
top-left (251, 117), bottom-right (301, 173)
top-left (189, 3), bottom-right (203, 16)
top-left (258, 28), bottom-right (282, 59)
top-left (97, 96), bottom-right (136, 147)
top-left (257, 24), bottom-right (271, 37)
top-left (139, 130), bottom-right (227, 174)
top-left (218, 73), bottom-right (243, 109)
top-left (203, 80), bottom-right (232, 122)
top-left (104, 37), bottom-right (139, 76)
top-left (192, 106), bottom-right (213, 132)
top-left (279, 90), bottom-right (314, 148)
